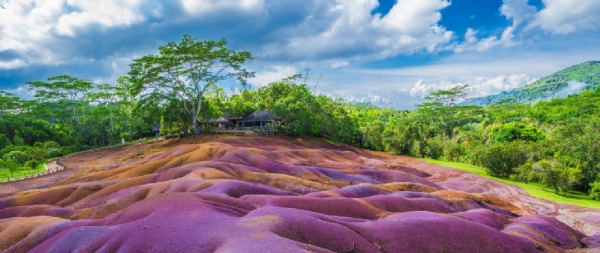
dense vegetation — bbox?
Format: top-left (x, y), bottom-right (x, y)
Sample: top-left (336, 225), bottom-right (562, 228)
top-left (1, 35), bottom-right (599, 201)
top-left (464, 61), bottom-right (600, 106)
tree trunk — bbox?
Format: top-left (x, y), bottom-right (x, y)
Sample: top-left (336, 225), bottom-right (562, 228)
top-left (193, 116), bottom-right (200, 135)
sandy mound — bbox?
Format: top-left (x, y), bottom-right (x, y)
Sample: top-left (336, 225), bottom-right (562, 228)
top-left (0, 135), bottom-right (595, 252)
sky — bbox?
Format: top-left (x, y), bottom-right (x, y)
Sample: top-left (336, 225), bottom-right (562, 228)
top-left (1, 0), bottom-right (600, 109)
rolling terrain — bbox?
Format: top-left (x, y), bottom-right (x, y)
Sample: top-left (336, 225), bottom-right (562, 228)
top-left (463, 61), bottom-right (600, 106)
top-left (1, 135), bottom-right (599, 253)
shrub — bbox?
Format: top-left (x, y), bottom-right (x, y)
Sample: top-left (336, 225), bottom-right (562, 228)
top-left (512, 160), bottom-right (536, 183)
top-left (474, 142), bottom-right (528, 177)
top-left (409, 140), bottom-right (424, 158)
top-left (43, 141), bottom-right (60, 149)
top-left (489, 122), bottom-right (546, 143)
top-left (27, 148), bottom-right (49, 160)
top-left (2, 150), bottom-right (31, 164)
top-left (13, 135), bottom-right (25, 146)
top-left (0, 134), bottom-right (11, 149)
top-left (590, 181), bottom-right (600, 201)
top-left (48, 148), bottom-right (62, 158)
top-left (423, 136), bottom-right (444, 159)
top-left (120, 132), bottom-right (131, 141)
top-left (443, 142), bottom-right (464, 162)
top-left (62, 147), bottom-right (73, 156)
top-left (24, 159), bottom-right (41, 169)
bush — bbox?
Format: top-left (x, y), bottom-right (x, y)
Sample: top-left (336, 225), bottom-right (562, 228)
top-left (590, 181), bottom-right (600, 201)
top-left (48, 148), bottom-right (62, 158)
top-left (489, 122), bottom-right (546, 143)
top-left (13, 135), bottom-right (25, 146)
top-left (62, 147), bottom-right (73, 156)
top-left (410, 140), bottom-right (424, 158)
top-left (27, 148), bottom-right (49, 160)
top-left (120, 132), bottom-right (131, 141)
top-left (512, 160), bottom-right (536, 183)
top-left (474, 142), bottom-right (528, 177)
top-left (2, 150), bottom-right (31, 164)
top-left (43, 141), bottom-right (60, 149)
top-left (0, 134), bottom-right (11, 149)
top-left (443, 142), bottom-right (464, 162)
top-left (423, 136), bottom-right (444, 159)
top-left (24, 159), bottom-right (41, 169)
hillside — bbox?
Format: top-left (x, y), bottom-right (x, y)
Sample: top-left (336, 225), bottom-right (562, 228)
top-left (1, 135), bottom-right (599, 252)
top-left (463, 61), bottom-right (600, 106)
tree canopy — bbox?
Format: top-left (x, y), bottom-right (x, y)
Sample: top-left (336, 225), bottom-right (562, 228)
top-left (128, 35), bottom-right (254, 134)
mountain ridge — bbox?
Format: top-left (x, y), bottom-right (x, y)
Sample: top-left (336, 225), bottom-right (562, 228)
top-left (463, 61), bottom-right (600, 106)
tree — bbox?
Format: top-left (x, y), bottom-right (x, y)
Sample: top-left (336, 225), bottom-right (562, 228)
top-left (416, 85), bottom-right (482, 139)
top-left (0, 91), bottom-right (22, 115)
top-left (0, 134), bottom-right (11, 149)
top-left (27, 75), bottom-right (93, 122)
top-left (0, 159), bottom-right (19, 177)
top-left (474, 142), bottom-right (528, 177)
top-left (534, 158), bottom-right (583, 196)
top-left (423, 85), bottom-right (469, 107)
top-left (489, 122), bottom-right (546, 143)
top-left (2, 150), bottom-right (30, 164)
top-left (128, 35), bottom-right (254, 135)
top-left (590, 180), bottom-right (600, 200)
top-left (274, 83), bottom-right (321, 136)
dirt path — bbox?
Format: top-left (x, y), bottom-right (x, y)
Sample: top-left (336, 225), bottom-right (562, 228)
top-left (378, 153), bottom-right (600, 236)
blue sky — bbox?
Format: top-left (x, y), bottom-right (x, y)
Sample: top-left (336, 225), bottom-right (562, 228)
top-left (1, 0), bottom-right (600, 109)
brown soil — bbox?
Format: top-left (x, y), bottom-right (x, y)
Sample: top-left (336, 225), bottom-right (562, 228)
top-left (2, 134), bottom-right (599, 238)
top-left (376, 152), bottom-right (600, 236)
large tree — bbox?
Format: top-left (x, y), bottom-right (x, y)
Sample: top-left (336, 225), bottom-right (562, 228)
top-left (416, 85), bottom-right (482, 139)
top-left (128, 35), bottom-right (254, 134)
top-left (26, 75), bottom-right (94, 135)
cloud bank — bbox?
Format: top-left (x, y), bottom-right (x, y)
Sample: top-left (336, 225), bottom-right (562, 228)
top-left (0, 0), bottom-right (599, 109)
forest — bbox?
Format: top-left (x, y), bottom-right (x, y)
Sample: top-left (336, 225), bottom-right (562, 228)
top-left (1, 35), bottom-right (599, 201)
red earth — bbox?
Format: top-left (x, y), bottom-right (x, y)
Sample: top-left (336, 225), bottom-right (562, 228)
top-left (1, 135), bottom-right (599, 253)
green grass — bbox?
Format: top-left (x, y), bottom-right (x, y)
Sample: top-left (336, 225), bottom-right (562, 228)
top-left (426, 159), bottom-right (600, 209)
top-left (0, 164), bottom-right (46, 179)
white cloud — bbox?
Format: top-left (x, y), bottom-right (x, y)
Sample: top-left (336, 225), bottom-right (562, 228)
top-left (499, 0), bottom-right (600, 35)
top-left (556, 80), bottom-right (587, 97)
top-left (406, 74), bottom-right (537, 98)
top-left (261, 0), bottom-right (454, 61)
top-left (330, 61), bottom-right (349, 68)
top-left (500, 0), bottom-right (537, 26)
top-left (342, 93), bottom-right (396, 107)
top-left (0, 0), bottom-right (153, 69)
top-left (531, 0), bottom-right (600, 34)
top-left (4, 85), bottom-right (35, 100)
top-left (250, 66), bottom-right (298, 87)
top-left (470, 74), bottom-right (537, 97)
top-left (179, 0), bottom-right (264, 15)
top-left (0, 59), bottom-right (27, 69)
top-left (55, 0), bottom-right (146, 36)
top-left (454, 31), bottom-right (516, 52)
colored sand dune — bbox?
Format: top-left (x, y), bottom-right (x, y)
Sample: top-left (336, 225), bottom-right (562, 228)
top-left (0, 136), bottom-right (596, 252)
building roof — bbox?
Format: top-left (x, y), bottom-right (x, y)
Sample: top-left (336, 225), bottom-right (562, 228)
top-left (200, 115), bottom-right (231, 124)
top-left (219, 113), bottom-right (242, 120)
top-left (214, 116), bottom-right (228, 123)
top-left (240, 110), bottom-right (276, 122)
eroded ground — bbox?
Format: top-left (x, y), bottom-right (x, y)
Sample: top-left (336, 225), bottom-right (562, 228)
top-left (0, 135), bottom-right (599, 253)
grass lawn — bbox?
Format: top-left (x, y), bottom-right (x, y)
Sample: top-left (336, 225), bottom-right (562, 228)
top-left (0, 163), bottom-right (47, 180)
top-left (426, 159), bottom-right (600, 209)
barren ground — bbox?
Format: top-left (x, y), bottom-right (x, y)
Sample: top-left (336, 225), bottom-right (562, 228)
top-left (0, 135), bottom-right (598, 253)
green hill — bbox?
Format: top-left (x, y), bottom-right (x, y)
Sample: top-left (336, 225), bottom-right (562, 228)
top-left (463, 61), bottom-right (600, 106)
